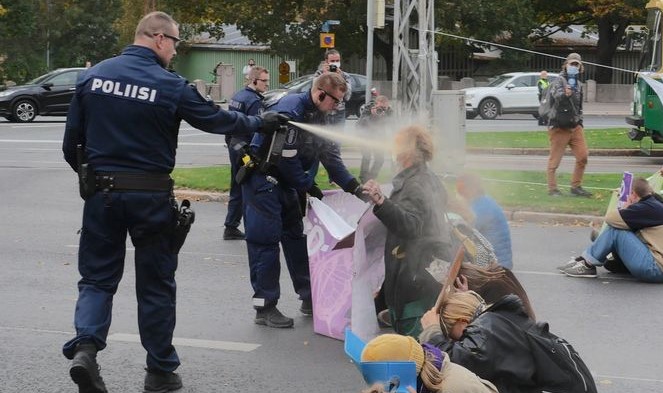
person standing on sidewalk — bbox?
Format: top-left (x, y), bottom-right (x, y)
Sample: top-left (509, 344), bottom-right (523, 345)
top-left (223, 66), bottom-right (270, 240)
top-left (536, 70), bottom-right (549, 126)
top-left (546, 53), bottom-right (592, 198)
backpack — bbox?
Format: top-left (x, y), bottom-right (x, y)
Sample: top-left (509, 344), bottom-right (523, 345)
top-left (496, 314), bottom-right (598, 393)
top-left (552, 96), bottom-right (579, 128)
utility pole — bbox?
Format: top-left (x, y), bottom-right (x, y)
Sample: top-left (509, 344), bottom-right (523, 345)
top-left (391, 0), bottom-right (437, 119)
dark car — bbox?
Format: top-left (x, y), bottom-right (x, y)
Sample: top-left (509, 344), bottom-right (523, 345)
top-left (0, 67), bottom-right (85, 122)
top-left (262, 73), bottom-right (367, 117)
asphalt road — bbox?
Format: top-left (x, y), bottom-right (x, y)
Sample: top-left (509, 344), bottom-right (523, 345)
top-left (1, 118), bottom-right (663, 392)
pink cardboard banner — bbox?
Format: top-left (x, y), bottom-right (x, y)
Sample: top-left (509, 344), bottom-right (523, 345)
top-left (304, 189), bottom-right (388, 341)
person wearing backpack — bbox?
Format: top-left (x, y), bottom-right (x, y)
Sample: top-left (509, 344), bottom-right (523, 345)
top-left (546, 53), bottom-right (592, 198)
top-left (420, 290), bottom-right (597, 393)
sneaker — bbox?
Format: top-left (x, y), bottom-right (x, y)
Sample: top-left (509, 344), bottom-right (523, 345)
top-left (377, 309), bottom-right (392, 328)
top-left (223, 227), bottom-right (245, 240)
top-left (300, 299), bottom-right (313, 316)
top-left (69, 343), bottom-right (108, 393)
top-left (548, 189), bottom-right (563, 197)
top-left (255, 307), bottom-right (294, 328)
top-left (557, 257), bottom-right (583, 273)
top-left (563, 260), bottom-right (597, 278)
top-left (144, 369), bottom-right (182, 392)
top-left (570, 186), bottom-right (593, 197)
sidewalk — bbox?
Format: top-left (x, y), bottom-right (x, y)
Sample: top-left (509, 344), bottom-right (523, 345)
top-left (582, 101), bottom-right (631, 116)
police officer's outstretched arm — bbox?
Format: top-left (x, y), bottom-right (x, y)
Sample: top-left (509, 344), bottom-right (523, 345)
top-left (176, 84), bottom-right (264, 135)
top-left (319, 142), bottom-right (369, 201)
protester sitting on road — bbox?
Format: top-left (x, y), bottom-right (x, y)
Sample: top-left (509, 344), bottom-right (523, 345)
top-left (360, 334), bottom-right (498, 393)
top-left (456, 172), bottom-right (513, 269)
top-left (362, 125), bottom-right (453, 337)
top-left (420, 291), bottom-right (597, 393)
top-left (559, 177), bottom-right (663, 282)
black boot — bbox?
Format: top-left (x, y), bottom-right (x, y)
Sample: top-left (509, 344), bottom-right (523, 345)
top-left (255, 306), bottom-right (294, 328)
top-left (223, 226), bottom-right (245, 240)
top-left (144, 369), bottom-right (183, 392)
top-left (69, 343), bottom-right (107, 393)
top-left (300, 298), bottom-right (313, 316)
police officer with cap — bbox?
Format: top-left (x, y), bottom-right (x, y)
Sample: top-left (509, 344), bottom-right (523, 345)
top-left (242, 72), bottom-right (367, 328)
top-left (61, 11), bottom-right (284, 393)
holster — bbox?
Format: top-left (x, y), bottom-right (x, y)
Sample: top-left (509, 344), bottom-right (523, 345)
top-left (171, 199), bottom-right (195, 254)
top-left (77, 144), bottom-right (95, 200)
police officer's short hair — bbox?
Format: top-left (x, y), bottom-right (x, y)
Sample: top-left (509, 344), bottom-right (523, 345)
top-left (248, 66), bottom-right (268, 81)
top-left (135, 11), bottom-right (178, 40)
top-left (313, 73), bottom-right (347, 94)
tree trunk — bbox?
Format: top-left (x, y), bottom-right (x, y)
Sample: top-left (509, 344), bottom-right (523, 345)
top-left (594, 19), bottom-right (627, 84)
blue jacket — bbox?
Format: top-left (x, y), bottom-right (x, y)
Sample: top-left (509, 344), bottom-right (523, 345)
top-left (63, 45), bottom-right (262, 173)
top-left (471, 195), bottom-right (513, 269)
top-left (250, 91), bottom-right (355, 192)
top-left (227, 86), bottom-right (264, 146)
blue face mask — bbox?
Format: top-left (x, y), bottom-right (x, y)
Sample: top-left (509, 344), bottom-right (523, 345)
top-left (567, 65), bottom-right (579, 76)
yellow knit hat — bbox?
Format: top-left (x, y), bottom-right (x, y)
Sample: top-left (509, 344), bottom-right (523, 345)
top-left (360, 334), bottom-right (425, 374)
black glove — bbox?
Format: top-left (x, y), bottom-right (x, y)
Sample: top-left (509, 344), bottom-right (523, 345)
top-left (308, 183), bottom-right (324, 200)
top-left (259, 111), bottom-right (290, 135)
top-left (344, 178), bottom-right (371, 202)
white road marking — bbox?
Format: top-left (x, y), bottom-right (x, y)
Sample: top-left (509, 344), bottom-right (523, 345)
top-left (108, 333), bottom-right (260, 352)
top-left (0, 326), bottom-right (260, 352)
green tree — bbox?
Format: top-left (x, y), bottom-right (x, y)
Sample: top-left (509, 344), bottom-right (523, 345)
top-left (533, 0), bottom-right (647, 83)
top-left (0, 1), bottom-right (45, 82)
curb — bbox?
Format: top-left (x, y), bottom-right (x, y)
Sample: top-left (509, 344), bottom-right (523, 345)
top-left (174, 189), bottom-right (604, 226)
top-left (467, 147), bottom-right (663, 157)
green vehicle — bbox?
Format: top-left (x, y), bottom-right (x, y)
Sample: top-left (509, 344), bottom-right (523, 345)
top-left (626, 0), bottom-right (663, 151)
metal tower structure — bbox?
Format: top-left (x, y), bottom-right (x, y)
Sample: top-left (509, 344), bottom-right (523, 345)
top-left (391, 0), bottom-right (437, 118)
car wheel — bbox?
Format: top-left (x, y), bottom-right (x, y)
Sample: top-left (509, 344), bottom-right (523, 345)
top-left (12, 99), bottom-right (37, 123)
top-left (479, 98), bottom-right (500, 120)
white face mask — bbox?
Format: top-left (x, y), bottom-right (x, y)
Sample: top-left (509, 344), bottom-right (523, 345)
top-left (566, 65), bottom-right (579, 76)
top-left (329, 61), bottom-right (341, 69)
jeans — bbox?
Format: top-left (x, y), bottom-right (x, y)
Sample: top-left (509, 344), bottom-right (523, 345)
top-left (582, 226), bottom-right (663, 283)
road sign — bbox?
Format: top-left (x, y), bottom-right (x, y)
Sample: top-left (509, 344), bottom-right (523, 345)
top-left (320, 33), bottom-right (335, 48)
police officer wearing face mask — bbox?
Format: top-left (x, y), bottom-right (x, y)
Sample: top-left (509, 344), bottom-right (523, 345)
top-left (314, 49), bottom-right (352, 124)
top-left (61, 11), bottom-right (284, 393)
top-left (546, 52), bottom-right (592, 198)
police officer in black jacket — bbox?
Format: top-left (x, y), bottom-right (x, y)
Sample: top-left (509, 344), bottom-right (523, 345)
top-left (61, 11), bottom-right (284, 393)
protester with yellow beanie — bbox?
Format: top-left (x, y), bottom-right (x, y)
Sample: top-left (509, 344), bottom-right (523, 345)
top-left (360, 334), bottom-right (497, 393)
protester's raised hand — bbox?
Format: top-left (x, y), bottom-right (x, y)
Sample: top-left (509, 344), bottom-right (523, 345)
top-left (454, 274), bottom-right (469, 292)
top-left (420, 307), bottom-right (439, 329)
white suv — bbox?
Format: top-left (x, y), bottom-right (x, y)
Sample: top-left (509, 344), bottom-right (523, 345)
top-left (462, 72), bottom-right (558, 120)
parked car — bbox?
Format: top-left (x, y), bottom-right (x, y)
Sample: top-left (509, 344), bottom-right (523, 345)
top-left (0, 67), bottom-right (86, 122)
top-left (463, 72), bottom-right (559, 120)
top-left (262, 73), bottom-right (367, 117)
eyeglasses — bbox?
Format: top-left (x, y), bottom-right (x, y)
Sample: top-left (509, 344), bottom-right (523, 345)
top-left (154, 32), bottom-right (181, 47)
top-left (256, 79), bottom-right (269, 83)
top-left (319, 88), bottom-right (341, 104)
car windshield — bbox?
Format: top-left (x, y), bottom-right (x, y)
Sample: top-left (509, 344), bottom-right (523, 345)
top-left (27, 70), bottom-right (60, 85)
top-left (281, 75), bottom-right (313, 89)
top-left (486, 75), bottom-right (514, 87)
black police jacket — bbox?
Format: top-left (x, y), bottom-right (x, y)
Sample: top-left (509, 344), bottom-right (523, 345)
top-left (63, 45), bottom-right (261, 173)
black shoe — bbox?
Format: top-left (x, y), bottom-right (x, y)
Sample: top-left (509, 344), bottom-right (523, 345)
top-left (255, 307), bottom-right (294, 328)
top-left (570, 186), bottom-right (593, 197)
top-left (300, 299), bottom-right (313, 316)
top-left (144, 369), bottom-right (182, 392)
top-left (223, 227), bottom-right (245, 240)
top-left (548, 189), bottom-right (563, 197)
top-left (69, 344), bottom-right (107, 393)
